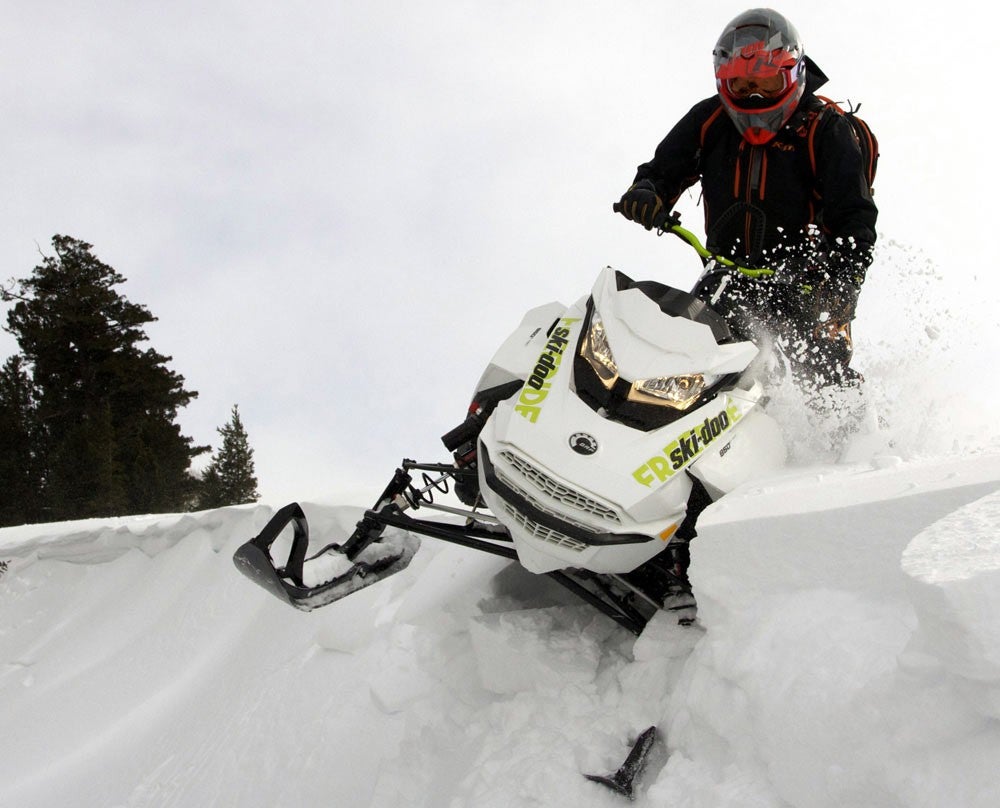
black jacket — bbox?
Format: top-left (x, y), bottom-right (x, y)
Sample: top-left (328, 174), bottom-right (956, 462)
top-left (634, 59), bottom-right (877, 274)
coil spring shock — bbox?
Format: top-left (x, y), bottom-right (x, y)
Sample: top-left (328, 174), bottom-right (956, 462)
top-left (399, 470), bottom-right (452, 509)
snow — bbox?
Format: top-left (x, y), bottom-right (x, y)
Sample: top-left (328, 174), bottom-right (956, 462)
top-left (2, 448), bottom-right (1000, 807)
top-left (3, 171), bottom-right (1000, 805)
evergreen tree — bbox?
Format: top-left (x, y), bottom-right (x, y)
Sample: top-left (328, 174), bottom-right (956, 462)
top-left (0, 355), bottom-right (40, 524)
top-left (196, 405), bottom-right (259, 509)
top-left (1, 235), bottom-right (208, 522)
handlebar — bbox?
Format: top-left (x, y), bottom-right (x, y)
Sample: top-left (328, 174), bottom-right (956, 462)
top-left (611, 204), bottom-right (774, 279)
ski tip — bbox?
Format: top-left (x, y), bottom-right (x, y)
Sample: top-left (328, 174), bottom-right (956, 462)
top-left (583, 773), bottom-right (635, 799)
top-left (584, 726), bottom-right (660, 800)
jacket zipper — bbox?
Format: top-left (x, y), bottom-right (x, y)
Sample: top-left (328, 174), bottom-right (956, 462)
top-left (741, 144), bottom-right (765, 256)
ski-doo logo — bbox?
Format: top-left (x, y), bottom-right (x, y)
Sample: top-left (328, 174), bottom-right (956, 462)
top-left (632, 401), bottom-right (743, 487)
top-left (569, 432), bottom-right (599, 455)
top-left (515, 318), bottom-right (581, 423)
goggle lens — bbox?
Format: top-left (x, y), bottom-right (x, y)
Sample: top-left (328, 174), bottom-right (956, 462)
top-left (726, 73), bottom-right (788, 98)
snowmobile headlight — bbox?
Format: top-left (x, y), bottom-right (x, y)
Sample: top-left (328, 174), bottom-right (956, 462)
top-left (580, 311), bottom-right (618, 389)
top-left (628, 374), bottom-right (716, 410)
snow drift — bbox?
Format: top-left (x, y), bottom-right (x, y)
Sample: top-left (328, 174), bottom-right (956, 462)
top-left (2, 452), bottom-right (999, 808)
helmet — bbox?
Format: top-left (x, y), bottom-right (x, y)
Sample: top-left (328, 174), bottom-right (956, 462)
top-left (713, 9), bottom-right (806, 145)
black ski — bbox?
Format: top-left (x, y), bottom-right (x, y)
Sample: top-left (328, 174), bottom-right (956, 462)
top-left (585, 726), bottom-right (659, 800)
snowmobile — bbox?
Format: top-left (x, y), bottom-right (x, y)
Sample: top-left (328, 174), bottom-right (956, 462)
top-left (233, 214), bottom-right (787, 635)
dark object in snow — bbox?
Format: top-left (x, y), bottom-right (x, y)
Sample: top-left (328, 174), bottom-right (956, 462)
top-left (584, 726), bottom-right (659, 800)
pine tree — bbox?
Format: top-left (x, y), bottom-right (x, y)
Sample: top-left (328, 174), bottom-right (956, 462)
top-left (0, 355), bottom-right (41, 524)
top-left (196, 405), bottom-right (259, 509)
top-left (1, 235), bottom-right (208, 522)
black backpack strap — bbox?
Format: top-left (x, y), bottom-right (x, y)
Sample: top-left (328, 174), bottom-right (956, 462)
top-left (809, 95), bottom-right (878, 194)
top-left (697, 103), bottom-right (727, 152)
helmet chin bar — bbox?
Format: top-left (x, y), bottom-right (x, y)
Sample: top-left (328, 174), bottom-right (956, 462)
top-left (730, 92), bottom-right (787, 111)
top-left (718, 79), bottom-right (805, 145)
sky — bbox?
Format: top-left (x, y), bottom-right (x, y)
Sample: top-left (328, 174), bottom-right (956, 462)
top-left (2, 1), bottom-right (998, 505)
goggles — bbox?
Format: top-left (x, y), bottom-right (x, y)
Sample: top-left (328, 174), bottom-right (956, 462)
top-left (726, 72), bottom-right (788, 99)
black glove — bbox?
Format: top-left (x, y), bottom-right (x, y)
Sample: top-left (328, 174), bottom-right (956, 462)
top-left (825, 245), bottom-right (870, 288)
top-left (787, 266), bottom-right (861, 325)
top-left (616, 180), bottom-right (665, 230)
top-left (771, 246), bottom-right (866, 323)
top-left (816, 247), bottom-right (869, 324)
top-left (818, 273), bottom-right (861, 324)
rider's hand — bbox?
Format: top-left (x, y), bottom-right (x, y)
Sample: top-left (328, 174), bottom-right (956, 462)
top-left (826, 246), bottom-right (869, 289)
top-left (815, 272), bottom-right (861, 325)
top-left (781, 265), bottom-right (861, 324)
top-left (617, 180), bottom-right (665, 230)
top-left (816, 248), bottom-right (868, 323)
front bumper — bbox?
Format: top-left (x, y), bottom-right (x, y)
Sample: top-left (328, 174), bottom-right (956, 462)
top-left (478, 444), bottom-right (680, 574)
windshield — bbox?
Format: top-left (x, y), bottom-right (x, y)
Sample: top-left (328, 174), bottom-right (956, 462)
top-left (614, 271), bottom-right (735, 344)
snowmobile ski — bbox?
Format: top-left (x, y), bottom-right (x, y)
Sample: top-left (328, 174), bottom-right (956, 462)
top-left (584, 725), bottom-right (659, 800)
top-left (233, 463), bottom-right (660, 633)
top-left (233, 501), bottom-right (420, 611)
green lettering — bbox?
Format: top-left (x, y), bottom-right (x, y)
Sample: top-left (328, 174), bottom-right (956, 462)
top-left (632, 400), bottom-right (747, 487)
top-left (515, 404), bottom-right (540, 422)
top-left (632, 465), bottom-right (655, 487)
top-left (649, 455), bottom-right (674, 482)
top-left (519, 386), bottom-right (549, 406)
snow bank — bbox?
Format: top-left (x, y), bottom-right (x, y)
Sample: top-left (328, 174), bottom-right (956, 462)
top-left (903, 490), bottom-right (1000, 711)
top-left (676, 453), bottom-right (1000, 808)
top-left (2, 454), bottom-right (1000, 807)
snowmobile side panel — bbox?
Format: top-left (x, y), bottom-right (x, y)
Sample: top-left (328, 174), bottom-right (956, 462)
top-left (689, 405), bottom-right (787, 499)
top-left (470, 301), bottom-right (570, 395)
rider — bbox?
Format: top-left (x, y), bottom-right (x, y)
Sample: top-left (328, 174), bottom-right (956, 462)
top-left (617, 8), bottom-right (877, 397)
top-left (616, 9), bottom-right (878, 608)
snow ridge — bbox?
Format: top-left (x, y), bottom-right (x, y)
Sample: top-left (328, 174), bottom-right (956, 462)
top-left (2, 456), bottom-right (1000, 807)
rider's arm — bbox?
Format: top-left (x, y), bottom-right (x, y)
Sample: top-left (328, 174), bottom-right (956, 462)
top-left (632, 97), bottom-right (720, 209)
top-left (812, 112), bottom-right (879, 282)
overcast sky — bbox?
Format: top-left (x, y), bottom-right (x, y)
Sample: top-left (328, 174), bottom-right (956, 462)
top-left (2, 1), bottom-right (997, 505)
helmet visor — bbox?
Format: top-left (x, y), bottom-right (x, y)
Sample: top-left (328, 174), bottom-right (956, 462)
top-left (716, 43), bottom-right (804, 111)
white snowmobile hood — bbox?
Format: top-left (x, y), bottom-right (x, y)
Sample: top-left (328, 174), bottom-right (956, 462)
top-left (592, 267), bottom-right (757, 378)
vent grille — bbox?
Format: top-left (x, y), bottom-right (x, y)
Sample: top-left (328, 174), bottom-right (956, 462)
top-left (501, 504), bottom-right (589, 553)
top-left (499, 451), bottom-right (621, 524)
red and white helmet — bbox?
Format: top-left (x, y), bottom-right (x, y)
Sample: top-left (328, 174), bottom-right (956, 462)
top-left (713, 9), bottom-right (806, 145)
